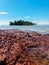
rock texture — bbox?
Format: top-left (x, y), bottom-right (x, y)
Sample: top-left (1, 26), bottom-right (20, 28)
top-left (0, 29), bottom-right (49, 65)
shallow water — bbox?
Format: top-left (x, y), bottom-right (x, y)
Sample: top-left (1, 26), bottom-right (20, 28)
top-left (0, 25), bottom-right (49, 34)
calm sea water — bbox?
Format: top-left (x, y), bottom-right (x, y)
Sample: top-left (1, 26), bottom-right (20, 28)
top-left (0, 25), bottom-right (49, 34)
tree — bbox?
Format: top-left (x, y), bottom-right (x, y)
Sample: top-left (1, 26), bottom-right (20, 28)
top-left (9, 20), bottom-right (36, 25)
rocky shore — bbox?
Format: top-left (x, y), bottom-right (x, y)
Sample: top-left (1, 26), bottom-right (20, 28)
top-left (0, 29), bottom-right (49, 65)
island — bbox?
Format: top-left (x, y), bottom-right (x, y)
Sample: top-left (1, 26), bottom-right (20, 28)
top-left (9, 20), bottom-right (36, 25)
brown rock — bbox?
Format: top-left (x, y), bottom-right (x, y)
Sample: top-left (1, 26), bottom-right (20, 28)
top-left (0, 29), bottom-right (49, 65)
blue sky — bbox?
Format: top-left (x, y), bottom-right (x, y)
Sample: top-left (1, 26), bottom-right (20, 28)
top-left (0, 0), bottom-right (49, 25)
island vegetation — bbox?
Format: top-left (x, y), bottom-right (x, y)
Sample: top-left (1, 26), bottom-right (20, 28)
top-left (9, 20), bottom-right (36, 25)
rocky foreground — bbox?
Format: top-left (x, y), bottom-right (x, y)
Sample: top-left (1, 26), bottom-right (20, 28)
top-left (0, 29), bottom-right (49, 65)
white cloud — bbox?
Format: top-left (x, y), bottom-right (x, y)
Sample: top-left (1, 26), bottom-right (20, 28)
top-left (16, 16), bottom-right (31, 20)
top-left (32, 21), bottom-right (49, 25)
top-left (25, 16), bottom-right (31, 19)
top-left (17, 17), bottom-right (21, 20)
top-left (37, 21), bottom-right (49, 25)
top-left (0, 12), bottom-right (8, 14)
top-left (0, 21), bottom-right (9, 25)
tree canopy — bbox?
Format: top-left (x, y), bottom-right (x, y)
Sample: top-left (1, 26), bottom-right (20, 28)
top-left (9, 20), bottom-right (36, 25)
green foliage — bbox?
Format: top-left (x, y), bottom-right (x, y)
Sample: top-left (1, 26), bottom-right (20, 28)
top-left (9, 20), bottom-right (36, 25)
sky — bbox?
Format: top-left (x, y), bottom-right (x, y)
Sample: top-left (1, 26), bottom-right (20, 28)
top-left (0, 0), bottom-right (49, 25)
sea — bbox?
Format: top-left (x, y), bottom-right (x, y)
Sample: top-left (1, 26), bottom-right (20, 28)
top-left (0, 25), bottom-right (49, 34)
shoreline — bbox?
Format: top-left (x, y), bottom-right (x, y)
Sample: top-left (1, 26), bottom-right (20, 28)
top-left (0, 29), bottom-right (49, 35)
top-left (0, 25), bottom-right (49, 34)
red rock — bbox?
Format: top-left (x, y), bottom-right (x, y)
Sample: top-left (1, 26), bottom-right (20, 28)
top-left (0, 30), bottom-right (49, 65)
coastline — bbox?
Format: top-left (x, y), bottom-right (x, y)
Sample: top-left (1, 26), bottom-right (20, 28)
top-left (0, 25), bottom-right (49, 34)
top-left (0, 29), bottom-right (49, 35)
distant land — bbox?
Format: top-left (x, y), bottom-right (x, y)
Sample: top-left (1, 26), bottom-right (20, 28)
top-left (9, 20), bottom-right (36, 25)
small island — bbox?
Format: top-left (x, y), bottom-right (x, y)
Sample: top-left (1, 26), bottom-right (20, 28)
top-left (9, 20), bottom-right (36, 25)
